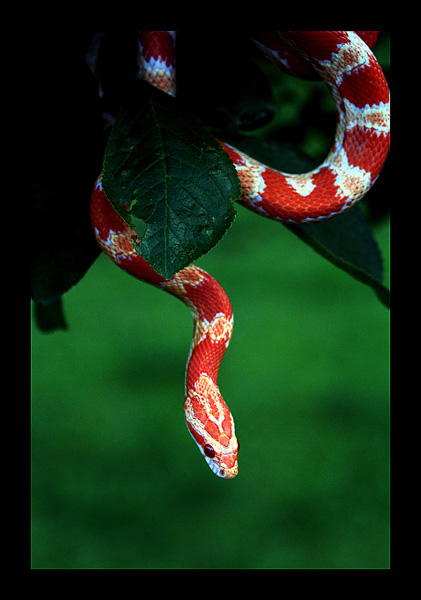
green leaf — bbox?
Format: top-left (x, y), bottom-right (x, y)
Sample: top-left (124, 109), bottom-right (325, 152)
top-left (227, 136), bottom-right (390, 308)
top-left (102, 81), bottom-right (241, 279)
top-left (33, 297), bottom-right (68, 332)
top-left (285, 210), bottom-right (390, 309)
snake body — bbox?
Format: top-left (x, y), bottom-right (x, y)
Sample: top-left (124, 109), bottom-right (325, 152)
top-left (91, 31), bottom-right (390, 478)
top-left (91, 181), bottom-right (237, 478)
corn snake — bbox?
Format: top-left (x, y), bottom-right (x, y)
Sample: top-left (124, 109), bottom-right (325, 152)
top-left (90, 31), bottom-right (390, 478)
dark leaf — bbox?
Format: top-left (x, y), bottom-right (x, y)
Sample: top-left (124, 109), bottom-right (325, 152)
top-left (102, 82), bottom-right (241, 279)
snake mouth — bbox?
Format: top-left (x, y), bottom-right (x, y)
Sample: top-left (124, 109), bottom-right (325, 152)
top-left (186, 420), bottom-right (239, 479)
top-left (206, 456), bottom-right (238, 479)
top-left (204, 444), bottom-right (239, 479)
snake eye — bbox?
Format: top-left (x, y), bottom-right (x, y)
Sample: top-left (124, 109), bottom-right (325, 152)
top-left (204, 444), bottom-right (215, 458)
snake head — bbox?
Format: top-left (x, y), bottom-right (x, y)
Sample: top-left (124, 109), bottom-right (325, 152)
top-left (202, 437), bottom-right (239, 479)
top-left (185, 374), bottom-right (239, 479)
top-left (186, 418), bottom-right (239, 479)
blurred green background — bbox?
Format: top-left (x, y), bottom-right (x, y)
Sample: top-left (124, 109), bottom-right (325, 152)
top-left (31, 205), bottom-right (389, 569)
